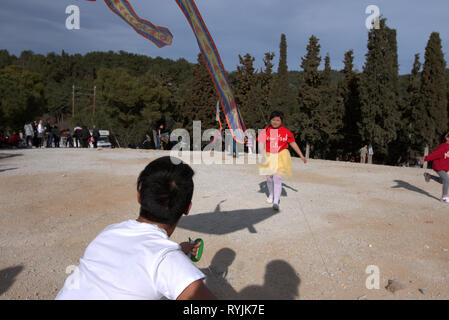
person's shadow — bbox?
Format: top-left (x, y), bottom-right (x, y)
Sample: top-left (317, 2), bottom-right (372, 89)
top-left (201, 249), bottom-right (301, 300)
top-left (238, 260), bottom-right (301, 300)
top-left (201, 248), bottom-right (239, 299)
top-left (0, 265), bottom-right (23, 295)
top-left (392, 180), bottom-right (440, 201)
top-left (258, 181), bottom-right (298, 198)
top-left (178, 200), bottom-right (279, 234)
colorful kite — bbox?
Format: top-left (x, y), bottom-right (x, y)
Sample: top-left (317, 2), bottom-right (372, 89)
top-left (86, 0), bottom-right (247, 143)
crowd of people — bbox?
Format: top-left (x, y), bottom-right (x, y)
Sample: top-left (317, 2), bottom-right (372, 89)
top-left (19, 120), bottom-right (102, 149)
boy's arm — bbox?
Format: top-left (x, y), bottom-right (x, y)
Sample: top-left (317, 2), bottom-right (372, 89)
top-left (176, 279), bottom-right (217, 300)
top-left (289, 142), bottom-right (307, 163)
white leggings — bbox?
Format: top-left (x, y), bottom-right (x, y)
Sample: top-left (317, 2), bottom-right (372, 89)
top-left (267, 175), bottom-right (283, 205)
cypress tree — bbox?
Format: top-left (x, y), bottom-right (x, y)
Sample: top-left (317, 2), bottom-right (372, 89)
top-left (234, 53), bottom-right (258, 129)
top-left (339, 50), bottom-right (362, 155)
top-left (359, 18), bottom-right (401, 162)
top-left (404, 53), bottom-right (423, 157)
top-left (270, 34), bottom-right (291, 118)
top-left (293, 35), bottom-right (322, 157)
top-left (318, 54), bottom-right (344, 158)
top-left (419, 32), bottom-right (448, 149)
top-left (254, 52), bottom-right (275, 129)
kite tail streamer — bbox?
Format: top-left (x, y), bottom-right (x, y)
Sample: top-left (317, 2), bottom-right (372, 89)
top-left (103, 0), bottom-right (173, 48)
top-left (176, 0), bottom-right (247, 143)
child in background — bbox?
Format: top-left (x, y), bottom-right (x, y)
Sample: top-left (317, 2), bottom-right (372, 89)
top-left (258, 111), bottom-right (307, 210)
top-left (422, 132), bottom-right (449, 203)
top-left (56, 156), bottom-right (216, 300)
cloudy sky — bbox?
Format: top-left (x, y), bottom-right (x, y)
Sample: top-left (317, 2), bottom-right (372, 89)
top-left (2, 0), bottom-right (449, 74)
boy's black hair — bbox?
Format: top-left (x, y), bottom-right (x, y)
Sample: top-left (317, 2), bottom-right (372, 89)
top-left (137, 156), bottom-right (194, 226)
top-left (269, 110), bottom-right (284, 123)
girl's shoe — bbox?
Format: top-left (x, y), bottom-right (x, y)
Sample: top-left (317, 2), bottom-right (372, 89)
top-left (424, 173), bottom-right (431, 183)
top-left (266, 197), bottom-right (273, 204)
top-left (273, 203), bottom-right (279, 211)
top-left (441, 196), bottom-right (449, 203)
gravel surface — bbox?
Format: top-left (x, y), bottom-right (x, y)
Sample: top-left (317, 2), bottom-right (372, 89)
top-left (0, 148), bottom-right (448, 300)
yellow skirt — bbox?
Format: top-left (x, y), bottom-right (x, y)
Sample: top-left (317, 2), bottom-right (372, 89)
top-left (258, 149), bottom-right (292, 177)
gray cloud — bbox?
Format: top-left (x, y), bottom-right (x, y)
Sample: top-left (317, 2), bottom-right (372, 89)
top-left (1, 0), bottom-right (449, 74)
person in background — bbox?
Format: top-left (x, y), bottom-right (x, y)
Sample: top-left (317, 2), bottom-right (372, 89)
top-left (246, 135), bottom-right (254, 155)
top-left (52, 125), bottom-right (60, 148)
top-left (45, 119), bottom-right (53, 148)
top-left (359, 145), bottom-right (368, 164)
top-left (24, 122), bottom-right (34, 147)
top-left (156, 123), bottom-right (165, 150)
top-left (37, 120), bottom-right (44, 148)
top-left (81, 126), bottom-right (91, 148)
top-left (368, 144), bottom-right (374, 164)
top-left (32, 121), bottom-right (38, 147)
top-left (92, 125), bottom-right (100, 148)
top-left (73, 126), bottom-right (82, 148)
top-left (138, 132), bottom-right (152, 149)
top-left (65, 129), bottom-right (74, 148)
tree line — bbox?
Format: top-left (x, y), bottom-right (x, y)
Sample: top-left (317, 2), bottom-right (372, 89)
top-left (0, 18), bottom-right (448, 164)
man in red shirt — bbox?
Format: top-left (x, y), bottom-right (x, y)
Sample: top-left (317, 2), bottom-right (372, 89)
top-left (422, 132), bottom-right (449, 203)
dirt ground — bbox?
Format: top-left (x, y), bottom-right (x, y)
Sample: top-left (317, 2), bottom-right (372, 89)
top-left (0, 148), bottom-right (448, 300)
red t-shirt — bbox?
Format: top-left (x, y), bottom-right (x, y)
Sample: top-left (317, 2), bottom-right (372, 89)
top-left (424, 142), bottom-right (449, 172)
top-left (257, 126), bottom-right (295, 153)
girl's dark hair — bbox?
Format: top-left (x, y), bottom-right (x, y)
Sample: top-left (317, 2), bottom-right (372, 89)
top-left (137, 156), bottom-right (194, 226)
top-left (269, 110), bottom-right (284, 123)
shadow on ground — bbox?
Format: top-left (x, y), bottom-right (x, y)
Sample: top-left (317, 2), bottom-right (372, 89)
top-left (178, 200), bottom-right (278, 234)
top-left (0, 167), bottom-right (18, 173)
top-left (258, 180), bottom-right (298, 198)
top-left (201, 248), bottom-right (300, 300)
top-left (392, 180), bottom-right (440, 201)
top-left (0, 265), bottom-right (24, 295)
top-left (0, 153), bottom-right (23, 160)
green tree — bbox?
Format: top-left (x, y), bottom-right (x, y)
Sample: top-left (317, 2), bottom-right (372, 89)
top-left (234, 53), bottom-right (259, 129)
top-left (359, 18), bottom-right (401, 162)
top-left (292, 35), bottom-right (322, 157)
top-left (419, 32), bottom-right (448, 150)
top-left (0, 65), bottom-right (45, 131)
top-left (270, 34), bottom-right (291, 118)
top-left (318, 54), bottom-right (344, 157)
top-left (180, 53), bottom-right (218, 132)
top-left (403, 53), bottom-right (423, 158)
top-left (339, 50), bottom-right (362, 155)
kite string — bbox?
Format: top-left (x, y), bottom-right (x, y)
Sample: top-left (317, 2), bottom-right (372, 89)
top-left (294, 193), bottom-right (339, 294)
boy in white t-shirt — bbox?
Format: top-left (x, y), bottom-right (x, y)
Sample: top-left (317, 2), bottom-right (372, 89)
top-left (56, 156), bottom-right (216, 300)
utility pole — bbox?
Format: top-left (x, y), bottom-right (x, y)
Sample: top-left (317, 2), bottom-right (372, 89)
top-left (93, 86), bottom-right (96, 115)
top-left (72, 85), bottom-right (75, 118)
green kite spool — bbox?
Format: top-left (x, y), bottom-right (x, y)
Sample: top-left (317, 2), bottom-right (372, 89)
top-left (188, 238), bottom-right (204, 262)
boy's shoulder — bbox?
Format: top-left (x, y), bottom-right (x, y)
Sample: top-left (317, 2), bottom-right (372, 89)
top-left (93, 220), bottom-right (179, 251)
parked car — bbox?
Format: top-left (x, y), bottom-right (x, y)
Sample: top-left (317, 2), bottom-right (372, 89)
top-left (89, 130), bottom-right (112, 148)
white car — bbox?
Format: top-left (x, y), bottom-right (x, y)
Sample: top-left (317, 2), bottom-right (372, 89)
top-left (90, 130), bottom-right (112, 148)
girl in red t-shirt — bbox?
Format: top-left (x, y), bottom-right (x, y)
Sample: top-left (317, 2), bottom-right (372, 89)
top-left (258, 111), bottom-right (307, 210)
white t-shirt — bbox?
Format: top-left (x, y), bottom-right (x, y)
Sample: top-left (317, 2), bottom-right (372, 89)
top-left (56, 220), bottom-right (205, 300)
